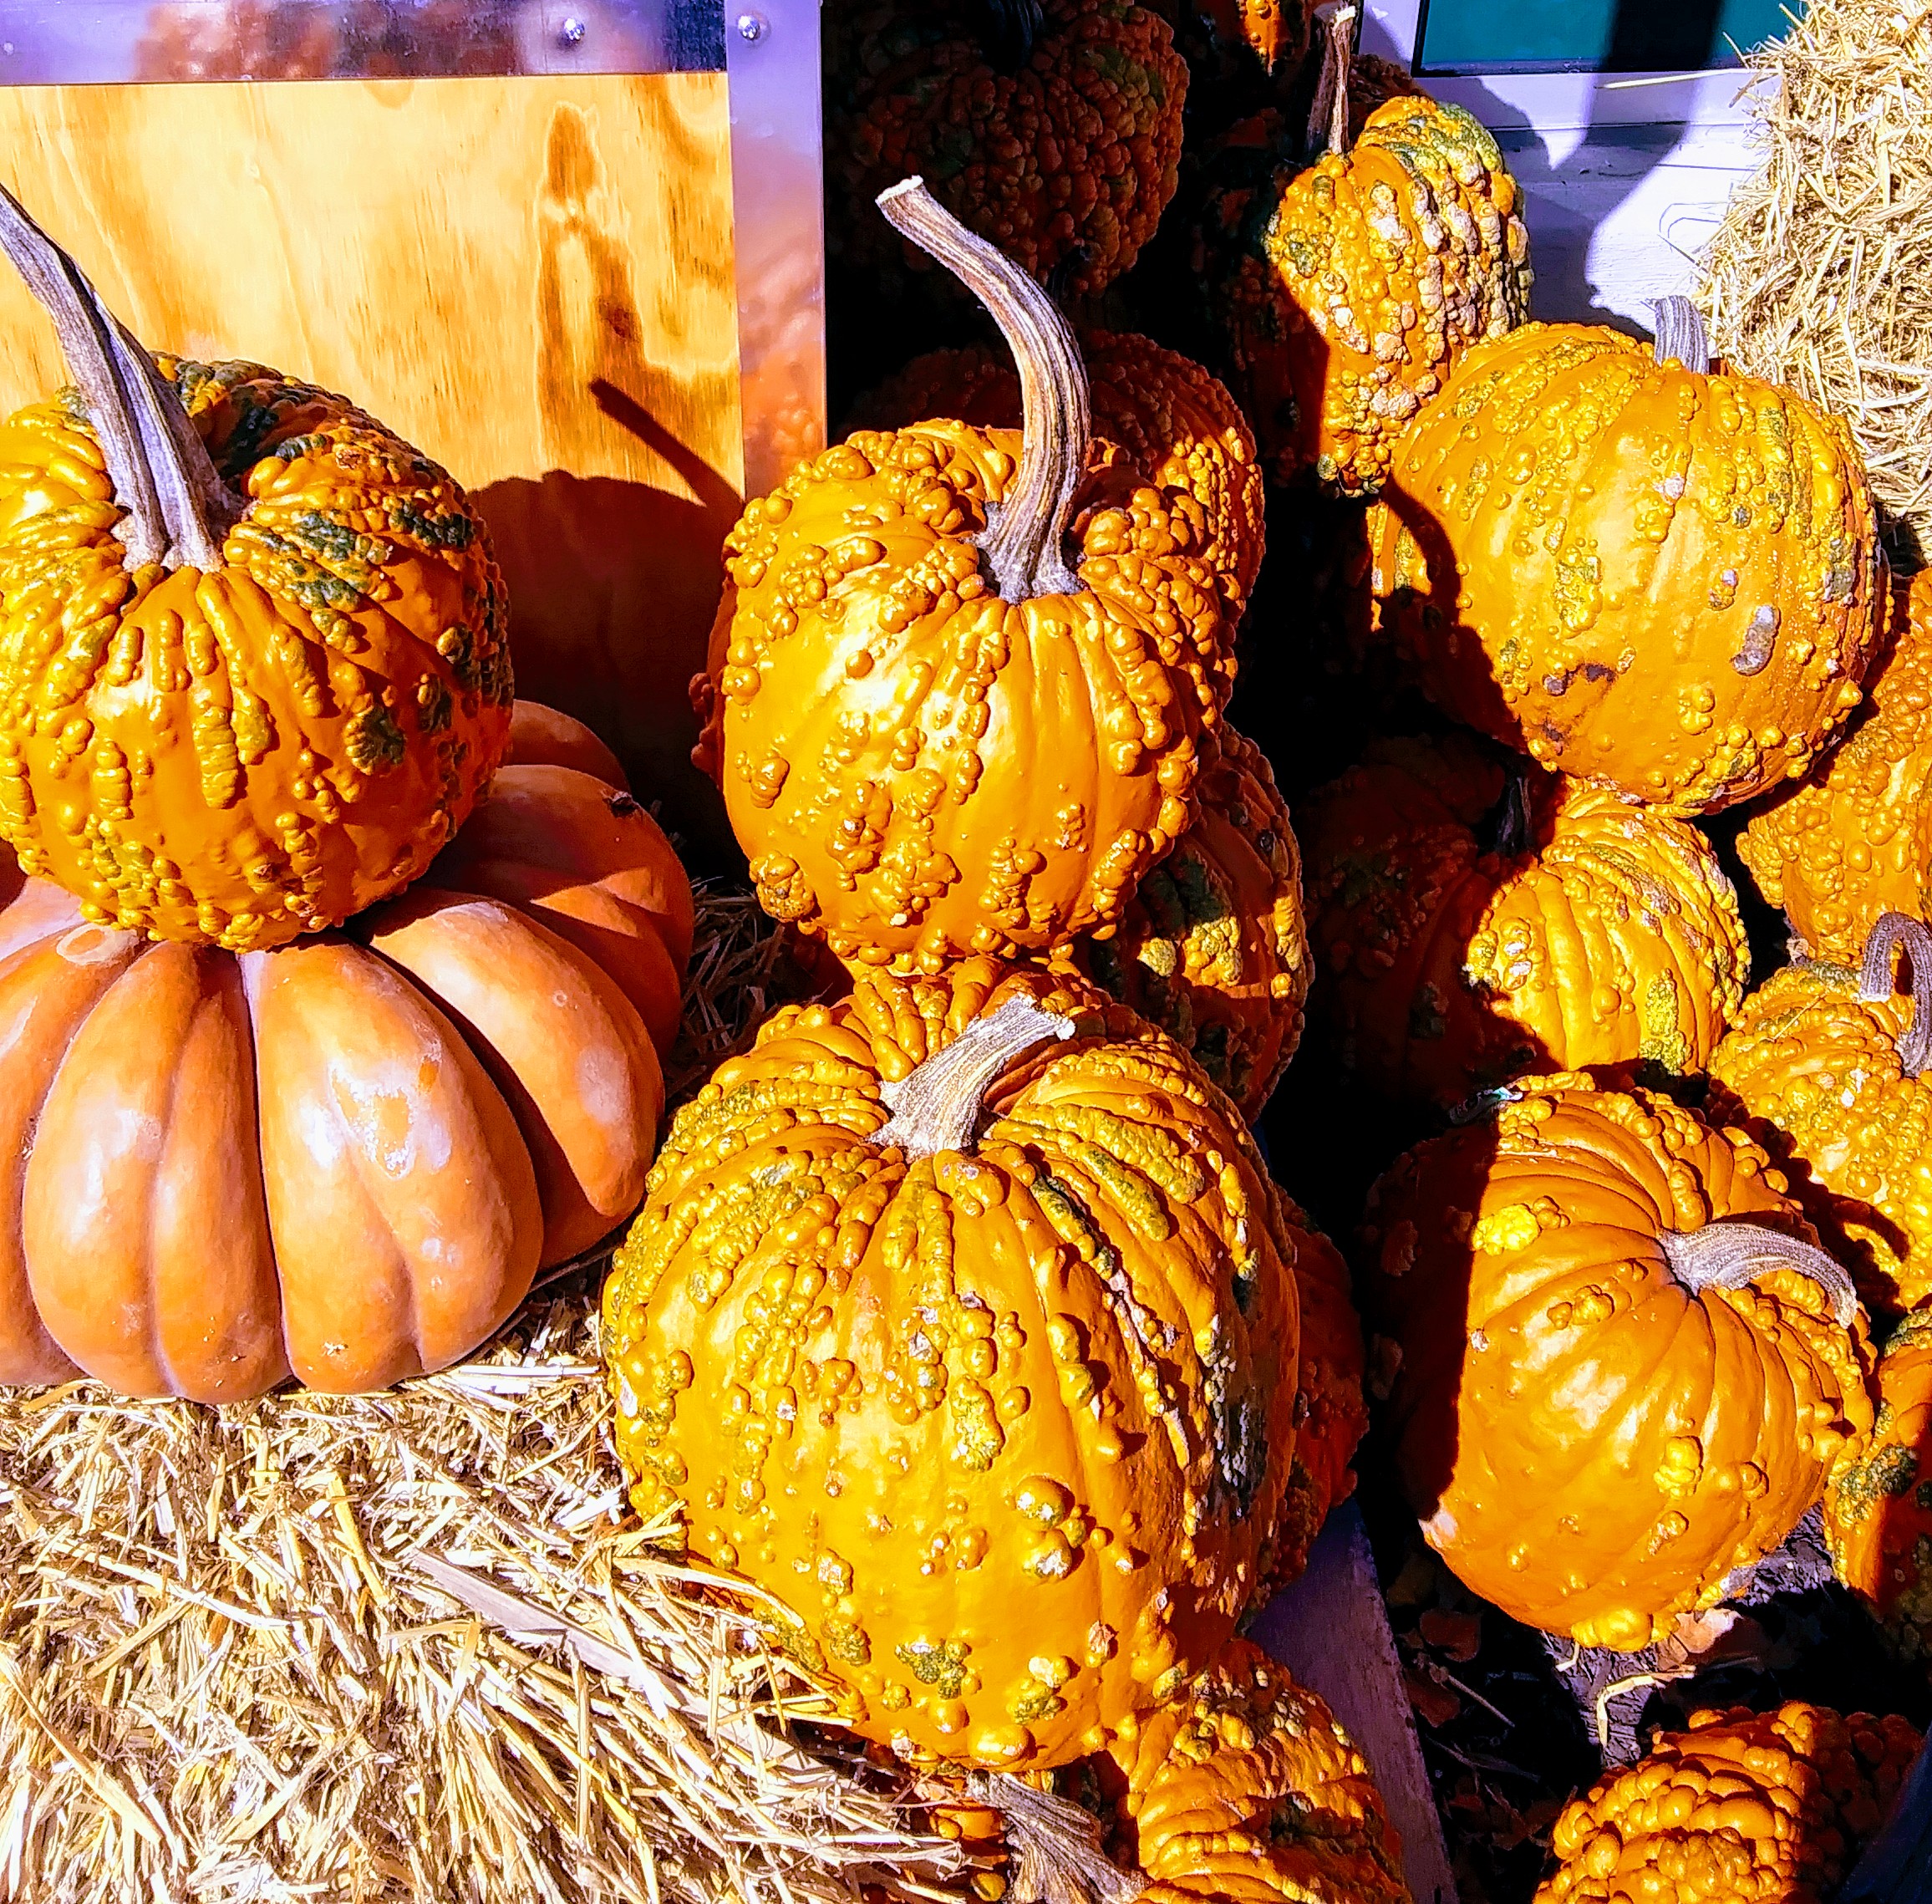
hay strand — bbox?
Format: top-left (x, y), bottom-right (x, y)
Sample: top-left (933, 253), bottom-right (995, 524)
top-left (0, 888), bottom-right (969, 1904)
top-left (1701, 0), bottom-right (1932, 564)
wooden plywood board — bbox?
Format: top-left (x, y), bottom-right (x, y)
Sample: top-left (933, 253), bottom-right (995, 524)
top-left (0, 74), bottom-right (743, 843)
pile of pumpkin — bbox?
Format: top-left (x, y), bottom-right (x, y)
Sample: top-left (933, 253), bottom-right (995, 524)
top-left (0, 1), bottom-right (1926, 1897)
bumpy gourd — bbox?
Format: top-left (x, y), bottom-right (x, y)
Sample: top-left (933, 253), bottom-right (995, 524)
top-left (1187, 0), bottom-right (1314, 73)
top-left (1069, 723), bottom-right (1309, 1120)
top-left (1304, 733), bottom-right (1747, 1109)
top-left (706, 183), bottom-right (1234, 970)
top-left (1110, 1638), bottom-right (1409, 1904)
top-left (1371, 304), bottom-right (1881, 812)
top-left (0, 189), bottom-right (512, 950)
top-left (1826, 1303), bottom-right (1932, 1664)
top-left (1711, 914), bottom-right (1932, 1320)
top-left (1363, 1073), bottom-right (1874, 1650)
top-left (601, 957), bottom-right (1303, 1769)
top-left (0, 703), bottom-right (686, 1399)
top-left (1536, 1701), bottom-right (1923, 1904)
top-left (851, 328), bottom-right (1267, 623)
top-left (1205, 94), bottom-right (1532, 494)
top-left (1741, 571), bottom-right (1932, 964)
top-left (826, 0), bottom-right (1187, 299)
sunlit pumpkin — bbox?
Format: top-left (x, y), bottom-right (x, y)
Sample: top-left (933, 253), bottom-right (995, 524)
top-left (0, 188), bottom-right (513, 951)
top-left (1202, 94), bottom-right (1532, 494)
top-left (1711, 913), bottom-right (1932, 1319)
top-left (1535, 1701), bottom-right (1922, 1904)
top-left (851, 328), bottom-right (1266, 624)
top-left (1362, 1072), bottom-right (1874, 1650)
top-left (1740, 570), bottom-right (1932, 965)
top-left (1371, 303), bottom-right (1882, 812)
top-left (0, 703), bottom-right (685, 1400)
top-left (704, 182), bottom-right (1233, 970)
top-left (1303, 734), bottom-right (1747, 1109)
top-left (602, 956), bottom-right (1304, 1770)
top-left (1068, 723), bottom-right (1309, 1120)
top-left (1825, 1302), bottom-right (1932, 1665)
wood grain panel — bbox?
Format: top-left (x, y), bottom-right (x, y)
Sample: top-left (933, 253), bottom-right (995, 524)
top-left (0, 74), bottom-right (741, 848)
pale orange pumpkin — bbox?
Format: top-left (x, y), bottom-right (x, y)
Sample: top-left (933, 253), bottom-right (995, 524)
top-left (0, 703), bottom-right (686, 1400)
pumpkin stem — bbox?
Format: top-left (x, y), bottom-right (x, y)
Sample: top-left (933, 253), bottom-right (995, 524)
top-left (1857, 910), bottom-right (1932, 1078)
top-left (1659, 1220), bottom-right (1858, 1331)
top-left (1650, 297), bottom-right (1711, 375)
top-left (877, 177), bottom-right (1091, 603)
top-left (872, 995), bottom-right (1075, 1160)
top-left (1480, 767), bottom-right (1537, 859)
top-left (0, 185), bottom-right (237, 573)
top-left (960, 1771), bottom-right (1144, 1904)
top-left (1306, 3), bottom-right (1359, 159)
top-left (978, 0), bottom-right (1043, 74)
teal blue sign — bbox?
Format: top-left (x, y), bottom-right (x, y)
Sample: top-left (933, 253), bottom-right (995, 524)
top-left (1416, 0), bottom-right (1792, 73)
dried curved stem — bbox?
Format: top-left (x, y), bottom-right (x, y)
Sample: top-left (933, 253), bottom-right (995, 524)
top-left (1660, 1220), bottom-right (1858, 1331)
top-left (1651, 296), bottom-right (1712, 374)
top-left (871, 995), bottom-right (1074, 1160)
top-left (0, 184), bottom-right (237, 572)
top-left (1857, 910), bottom-right (1932, 1078)
top-left (1306, 3), bottom-right (1360, 159)
top-left (877, 177), bottom-right (1090, 602)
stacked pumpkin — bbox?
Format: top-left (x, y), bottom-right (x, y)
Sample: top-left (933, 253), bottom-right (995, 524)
top-left (0, 188), bottom-right (693, 1400)
top-left (615, 171), bottom-right (1414, 1894)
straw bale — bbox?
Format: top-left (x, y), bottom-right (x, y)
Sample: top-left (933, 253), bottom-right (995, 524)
top-left (1701, 0), bottom-right (1932, 565)
top-left (0, 887), bottom-right (966, 1904)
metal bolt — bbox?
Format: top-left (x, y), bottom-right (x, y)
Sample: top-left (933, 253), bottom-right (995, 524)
top-left (736, 11), bottom-right (769, 42)
top-left (558, 15), bottom-right (587, 47)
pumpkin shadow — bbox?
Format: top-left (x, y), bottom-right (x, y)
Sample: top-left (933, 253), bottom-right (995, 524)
top-left (473, 379), bottom-right (741, 869)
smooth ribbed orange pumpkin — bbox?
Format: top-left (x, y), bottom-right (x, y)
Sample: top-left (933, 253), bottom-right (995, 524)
top-left (1203, 94), bottom-right (1532, 494)
top-left (704, 183), bottom-right (1233, 971)
top-left (1363, 1073), bottom-right (1874, 1649)
top-left (1740, 571), bottom-right (1932, 965)
top-left (1536, 1702), bottom-right (1922, 1904)
top-left (602, 956), bottom-right (1303, 1770)
top-left (1826, 1302), bottom-right (1932, 1663)
top-left (0, 703), bottom-right (684, 1400)
top-left (0, 190), bottom-right (512, 951)
top-left (1068, 722), bottom-right (1309, 1120)
top-left (852, 328), bottom-right (1266, 624)
top-left (1371, 303), bottom-right (1882, 812)
top-left (1303, 734), bottom-right (1748, 1108)
top-left (1711, 914), bottom-right (1932, 1320)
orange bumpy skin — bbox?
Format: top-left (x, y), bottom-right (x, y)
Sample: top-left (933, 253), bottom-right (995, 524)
top-left (1069, 724), bottom-right (1309, 1121)
top-left (1208, 95), bottom-right (1532, 496)
top-left (1187, 0), bottom-right (1314, 72)
top-left (1741, 572), bottom-right (1932, 963)
top-left (600, 959), bottom-right (1303, 1770)
top-left (827, 0), bottom-right (1187, 300)
top-left (708, 430), bottom-right (1233, 971)
top-left (0, 357), bottom-right (512, 949)
top-left (1111, 1638), bottom-right (1409, 1904)
top-left (1304, 734), bottom-right (1748, 1109)
top-left (1827, 1303), bottom-right (1932, 1661)
top-left (1711, 964), bottom-right (1932, 1319)
top-left (1535, 1702), bottom-right (1923, 1904)
top-left (1371, 322), bottom-right (1882, 812)
top-left (1362, 1075), bottom-right (1874, 1650)
top-left (852, 330), bottom-right (1267, 624)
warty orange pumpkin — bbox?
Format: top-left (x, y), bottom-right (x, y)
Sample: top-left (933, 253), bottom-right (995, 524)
top-left (1370, 300), bottom-right (1882, 812)
top-left (1710, 913), bottom-right (1932, 1321)
top-left (0, 189), bottom-right (513, 951)
top-left (0, 703), bottom-right (685, 1400)
top-left (1740, 569), bottom-right (1932, 965)
top-left (826, 0), bottom-right (1187, 300)
top-left (703, 181), bottom-right (1235, 971)
top-left (1362, 1072), bottom-right (1874, 1651)
top-left (601, 955), bottom-right (1304, 1771)
top-left (1303, 733), bottom-right (1748, 1109)
top-left (1066, 721), bottom-right (1309, 1121)
top-left (1535, 1701), bottom-right (1923, 1904)
top-left (1825, 1302), bottom-right (1932, 1666)
top-left (1202, 94), bottom-right (1532, 494)
top-left (851, 328), bottom-right (1266, 625)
